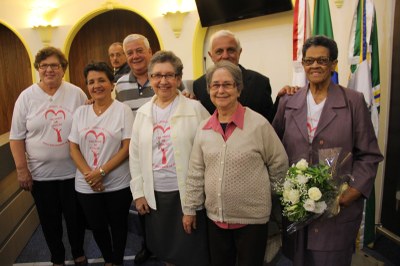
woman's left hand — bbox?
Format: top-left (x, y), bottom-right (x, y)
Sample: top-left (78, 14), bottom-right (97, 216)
top-left (339, 186), bottom-right (362, 207)
top-left (182, 214), bottom-right (197, 234)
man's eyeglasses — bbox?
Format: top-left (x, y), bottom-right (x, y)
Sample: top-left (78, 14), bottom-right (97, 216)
top-left (38, 64), bottom-right (61, 70)
top-left (150, 73), bottom-right (177, 81)
top-left (302, 57), bottom-right (331, 66)
top-left (210, 82), bottom-right (236, 91)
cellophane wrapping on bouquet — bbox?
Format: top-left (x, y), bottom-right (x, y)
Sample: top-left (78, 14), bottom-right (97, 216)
top-left (274, 147), bottom-right (352, 234)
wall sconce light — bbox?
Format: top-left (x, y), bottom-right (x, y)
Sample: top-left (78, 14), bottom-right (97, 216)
top-left (163, 11), bottom-right (189, 38)
top-left (33, 25), bottom-right (57, 46)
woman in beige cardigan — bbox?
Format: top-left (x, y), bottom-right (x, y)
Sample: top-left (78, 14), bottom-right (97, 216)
top-left (183, 60), bottom-right (288, 266)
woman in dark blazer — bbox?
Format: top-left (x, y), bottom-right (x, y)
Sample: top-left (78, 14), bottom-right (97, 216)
top-left (272, 35), bottom-right (383, 266)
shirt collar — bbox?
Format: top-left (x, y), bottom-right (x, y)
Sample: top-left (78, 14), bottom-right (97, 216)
top-left (203, 103), bottom-right (245, 130)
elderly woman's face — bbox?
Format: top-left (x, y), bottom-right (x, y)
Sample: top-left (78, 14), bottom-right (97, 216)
top-left (38, 55), bottom-right (64, 87)
top-left (209, 68), bottom-right (240, 111)
top-left (150, 62), bottom-right (181, 102)
top-left (86, 70), bottom-right (113, 101)
top-left (303, 45), bottom-right (337, 85)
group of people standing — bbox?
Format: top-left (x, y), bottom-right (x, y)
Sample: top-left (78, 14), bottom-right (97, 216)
top-left (10, 29), bottom-right (383, 266)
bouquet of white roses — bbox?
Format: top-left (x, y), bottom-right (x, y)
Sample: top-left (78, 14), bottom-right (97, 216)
top-left (275, 149), bottom-right (351, 234)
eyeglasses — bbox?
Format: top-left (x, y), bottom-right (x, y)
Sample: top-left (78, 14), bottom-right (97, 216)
top-left (210, 82), bottom-right (236, 91)
top-left (302, 57), bottom-right (331, 66)
top-left (150, 73), bottom-right (177, 81)
top-left (38, 63), bottom-right (61, 70)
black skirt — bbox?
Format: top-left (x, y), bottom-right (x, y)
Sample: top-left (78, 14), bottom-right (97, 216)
top-left (145, 190), bottom-right (210, 266)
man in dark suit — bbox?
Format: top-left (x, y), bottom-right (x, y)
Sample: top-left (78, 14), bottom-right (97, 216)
top-left (193, 30), bottom-right (276, 122)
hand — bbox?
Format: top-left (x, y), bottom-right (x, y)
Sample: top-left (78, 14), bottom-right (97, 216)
top-left (339, 186), bottom-right (362, 207)
top-left (182, 214), bottom-right (197, 234)
top-left (182, 90), bottom-right (196, 99)
top-left (84, 169), bottom-right (104, 192)
top-left (17, 166), bottom-right (33, 191)
top-left (277, 85), bottom-right (299, 97)
top-left (135, 197), bottom-right (150, 215)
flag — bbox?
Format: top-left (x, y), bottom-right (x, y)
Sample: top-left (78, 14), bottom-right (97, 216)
top-left (347, 0), bottom-right (380, 248)
top-left (347, 0), bottom-right (380, 135)
top-left (292, 0), bottom-right (310, 87)
top-left (312, 0), bottom-right (338, 83)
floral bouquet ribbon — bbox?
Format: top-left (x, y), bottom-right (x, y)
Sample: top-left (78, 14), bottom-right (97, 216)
top-left (275, 148), bottom-right (351, 234)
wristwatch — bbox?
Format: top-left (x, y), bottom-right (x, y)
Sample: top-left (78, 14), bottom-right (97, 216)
top-left (99, 167), bottom-right (106, 177)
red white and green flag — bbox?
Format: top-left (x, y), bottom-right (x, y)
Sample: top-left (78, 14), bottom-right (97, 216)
top-left (292, 0), bottom-right (310, 87)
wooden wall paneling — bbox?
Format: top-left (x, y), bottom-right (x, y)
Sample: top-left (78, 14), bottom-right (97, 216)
top-left (0, 24), bottom-right (32, 135)
top-left (68, 9), bottom-right (161, 95)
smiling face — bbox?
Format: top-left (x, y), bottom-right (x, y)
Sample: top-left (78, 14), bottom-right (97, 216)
top-left (303, 45), bottom-right (337, 87)
top-left (86, 70), bottom-right (113, 102)
top-left (124, 39), bottom-right (152, 76)
top-left (38, 55), bottom-right (65, 88)
top-left (150, 62), bottom-right (181, 103)
top-left (209, 68), bottom-right (240, 113)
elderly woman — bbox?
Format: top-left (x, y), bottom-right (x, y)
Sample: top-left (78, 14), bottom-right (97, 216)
top-left (183, 60), bottom-right (288, 266)
top-left (129, 50), bottom-right (210, 266)
top-left (69, 62), bottom-right (134, 266)
top-left (272, 35), bottom-right (384, 266)
top-left (9, 47), bottom-right (87, 266)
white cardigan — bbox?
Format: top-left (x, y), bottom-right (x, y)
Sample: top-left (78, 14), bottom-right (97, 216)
top-left (129, 91), bottom-right (210, 210)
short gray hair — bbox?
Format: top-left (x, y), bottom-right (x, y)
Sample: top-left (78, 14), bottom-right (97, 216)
top-left (122, 34), bottom-right (150, 52)
top-left (205, 60), bottom-right (243, 94)
top-left (209, 30), bottom-right (241, 52)
top-left (148, 50), bottom-right (183, 76)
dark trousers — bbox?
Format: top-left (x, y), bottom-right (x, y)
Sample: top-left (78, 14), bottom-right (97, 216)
top-left (207, 218), bottom-right (268, 266)
top-left (31, 179), bottom-right (85, 264)
top-left (77, 187), bottom-right (132, 265)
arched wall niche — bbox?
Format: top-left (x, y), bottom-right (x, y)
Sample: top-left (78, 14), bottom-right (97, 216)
top-left (65, 7), bottom-right (162, 95)
top-left (0, 22), bottom-right (33, 134)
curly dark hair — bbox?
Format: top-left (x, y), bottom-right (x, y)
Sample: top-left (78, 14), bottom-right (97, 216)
top-left (83, 62), bottom-right (114, 84)
top-left (34, 47), bottom-right (68, 71)
top-left (302, 35), bottom-right (338, 60)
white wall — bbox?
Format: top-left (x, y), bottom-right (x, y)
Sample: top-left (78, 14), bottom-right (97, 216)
top-left (0, 0), bottom-right (396, 221)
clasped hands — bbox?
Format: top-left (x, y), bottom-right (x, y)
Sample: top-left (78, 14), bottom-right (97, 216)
top-left (84, 168), bottom-right (105, 192)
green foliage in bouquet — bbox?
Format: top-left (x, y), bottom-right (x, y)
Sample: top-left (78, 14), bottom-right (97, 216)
top-left (276, 159), bottom-right (337, 223)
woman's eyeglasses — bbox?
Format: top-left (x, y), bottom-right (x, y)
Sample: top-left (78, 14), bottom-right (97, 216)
top-left (302, 57), bottom-right (331, 66)
top-left (150, 73), bottom-right (177, 81)
top-left (38, 64), bottom-right (61, 70)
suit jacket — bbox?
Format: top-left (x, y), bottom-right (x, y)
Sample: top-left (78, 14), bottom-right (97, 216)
top-left (193, 64), bottom-right (275, 122)
top-left (272, 82), bottom-right (383, 252)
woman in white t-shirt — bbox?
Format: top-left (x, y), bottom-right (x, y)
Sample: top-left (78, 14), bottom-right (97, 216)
top-left (10, 47), bottom-right (88, 266)
top-left (69, 62), bottom-right (134, 266)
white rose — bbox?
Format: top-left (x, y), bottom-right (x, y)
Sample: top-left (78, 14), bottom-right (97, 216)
top-left (296, 159), bottom-right (309, 171)
top-left (283, 189), bottom-right (290, 202)
top-left (288, 189), bottom-right (300, 204)
top-left (314, 201), bottom-right (327, 214)
top-left (283, 180), bottom-right (293, 190)
top-left (308, 187), bottom-right (322, 201)
top-left (296, 174), bottom-right (309, 184)
top-left (303, 199), bottom-right (315, 212)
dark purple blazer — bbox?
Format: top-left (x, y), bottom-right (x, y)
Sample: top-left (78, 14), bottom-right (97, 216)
top-left (273, 82), bottom-right (383, 251)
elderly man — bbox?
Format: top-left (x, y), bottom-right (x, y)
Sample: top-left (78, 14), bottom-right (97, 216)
top-left (108, 42), bottom-right (130, 83)
top-left (114, 34), bottom-right (154, 264)
top-left (193, 30), bottom-right (276, 122)
top-left (114, 34), bottom-right (154, 114)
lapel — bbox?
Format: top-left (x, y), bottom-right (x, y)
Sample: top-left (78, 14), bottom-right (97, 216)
top-left (314, 83), bottom-right (347, 138)
top-left (287, 87), bottom-right (308, 142)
